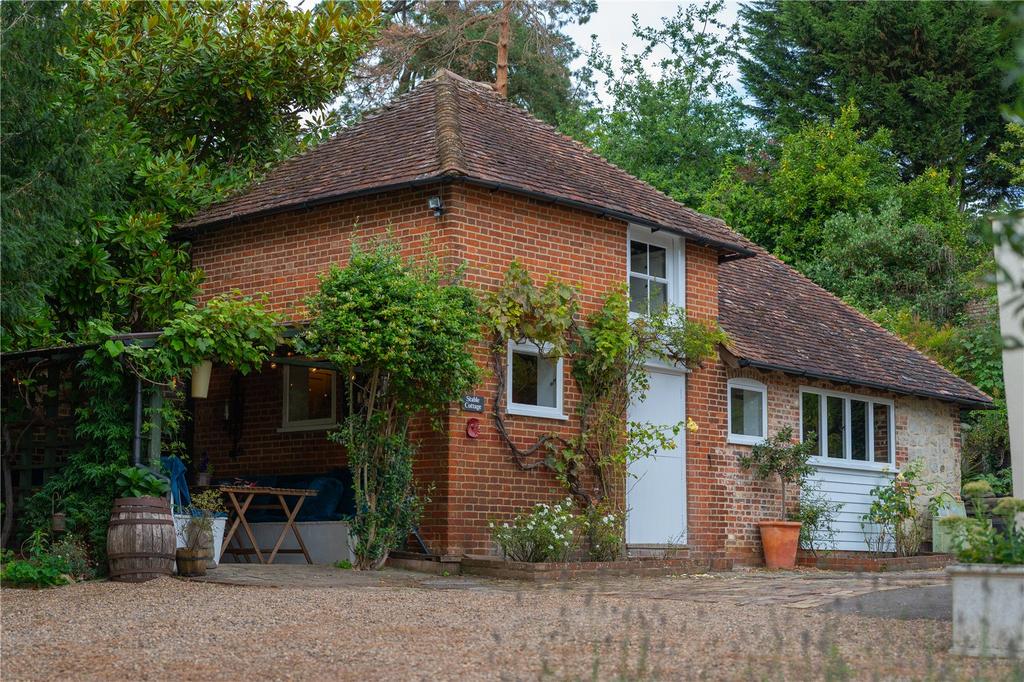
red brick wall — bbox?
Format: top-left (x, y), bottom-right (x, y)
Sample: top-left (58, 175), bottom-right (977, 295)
top-left (190, 186), bottom-right (456, 550)
top-left (683, 244), bottom-right (733, 559)
top-left (188, 184), bottom-right (630, 555)
top-left (442, 184), bottom-right (628, 555)
top-left (717, 367), bottom-right (963, 564)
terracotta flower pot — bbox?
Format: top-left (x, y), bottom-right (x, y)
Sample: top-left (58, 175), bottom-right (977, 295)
top-left (757, 521), bottom-right (802, 569)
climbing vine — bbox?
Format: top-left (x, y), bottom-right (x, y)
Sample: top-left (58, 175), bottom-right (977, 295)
top-left (485, 262), bottom-right (728, 508)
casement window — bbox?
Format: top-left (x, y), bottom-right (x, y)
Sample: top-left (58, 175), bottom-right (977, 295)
top-left (799, 387), bottom-right (894, 466)
top-left (628, 227), bottom-right (684, 316)
top-left (281, 364), bottom-right (337, 431)
top-left (727, 378), bottom-right (768, 445)
top-left (506, 341), bottom-right (565, 420)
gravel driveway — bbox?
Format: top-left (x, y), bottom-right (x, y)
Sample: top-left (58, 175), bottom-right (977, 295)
top-left (1, 569), bottom-right (1018, 681)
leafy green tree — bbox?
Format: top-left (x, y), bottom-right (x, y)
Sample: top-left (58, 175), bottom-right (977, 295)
top-left (6, 0), bottom-right (379, 562)
top-left (3, 0), bottom-right (381, 349)
top-left (299, 245), bottom-right (482, 569)
top-left (342, 0), bottom-right (593, 124)
top-left (0, 2), bottom-right (117, 346)
top-left (739, 0), bottom-right (1023, 208)
top-left (704, 104), bottom-right (898, 263)
top-left (807, 196), bottom-right (969, 322)
top-left (562, 1), bottom-right (753, 207)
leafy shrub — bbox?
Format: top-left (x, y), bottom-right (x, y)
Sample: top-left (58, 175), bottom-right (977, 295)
top-left (116, 466), bottom-right (170, 498)
top-left (47, 533), bottom-right (96, 580)
top-left (490, 499), bottom-right (580, 562)
top-left (862, 460), bottom-right (938, 556)
top-left (333, 419), bottom-right (425, 569)
top-left (190, 489), bottom-right (226, 513)
top-left (791, 486), bottom-right (843, 555)
top-left (963, 468), bottom-right (1013, 498)
top-left (1, 530), bottom-right (94, 588)
top-left (942, 481), bottom-right (1024, 565)
top-left (583, 504), bottom-right (624, 562)
top-left (300, 244), bottom-right (480, 569)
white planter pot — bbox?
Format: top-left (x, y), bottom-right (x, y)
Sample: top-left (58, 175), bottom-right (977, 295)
top-left (948, 564), bottom-right (1024, 658)
top-left (191, 360), bottom-right (213, 399)
top-left (173, 514), bottom-right (227, 569)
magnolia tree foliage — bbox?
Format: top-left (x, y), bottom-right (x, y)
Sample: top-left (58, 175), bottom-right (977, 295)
top-left (299, 245), bottom-right (481, 569)
top-left (484, 261), bottom-right (726, 507)
top-left (5, 0), bottom-right (378, 560)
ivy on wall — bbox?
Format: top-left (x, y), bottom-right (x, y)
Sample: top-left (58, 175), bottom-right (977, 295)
top-left (484, 261), bottom-right (727, 508)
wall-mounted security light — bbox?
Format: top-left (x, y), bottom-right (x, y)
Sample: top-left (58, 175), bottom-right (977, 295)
top-left (428, 195), bottom-right (444, 217)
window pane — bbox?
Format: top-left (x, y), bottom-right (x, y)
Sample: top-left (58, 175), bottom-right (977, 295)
top-left (826, 395), bottom-right (845, 458)
top-left (873, 404), bottom-right (892, 463)
top-left (801, 392), bottom-right (820, 456)
top-left (630, 241), bottom-right (647, 275)
top-left (511, 352), bottom-right (539, 405)
top-left (288, 367), bottom-right (333, 423)
top-left (511, 351), bottom-right (557, 408)
top-left (650, 281), bottom-right (668, 313)
top-left (648, 245), bottom-right (667, 278)
top-left (536, 355), bottom-right (558, 408)
top-left (851, 400), bottom-right (868, 461)
top-left (730, 387), bottom-right (763, 438)
top-left (629, 276), bottom-right (648, 314)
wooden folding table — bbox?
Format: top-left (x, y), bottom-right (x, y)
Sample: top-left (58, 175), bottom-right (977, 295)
top-left (218, 485), bottom-right (318, 564)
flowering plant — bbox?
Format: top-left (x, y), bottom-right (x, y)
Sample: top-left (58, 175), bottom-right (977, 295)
top-left (490, 498), bottom-right (580, 562)
top-left (862, 459), bottom-right (936, 556)
top-left (584, 504), bottom-right (624, 561)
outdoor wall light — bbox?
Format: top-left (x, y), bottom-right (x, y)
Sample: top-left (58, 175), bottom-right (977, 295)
top-left (428, 195), bottom-right (444, 217)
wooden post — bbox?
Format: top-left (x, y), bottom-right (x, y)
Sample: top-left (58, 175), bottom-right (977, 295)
top-left (495, 0), bottom-right (511, 98)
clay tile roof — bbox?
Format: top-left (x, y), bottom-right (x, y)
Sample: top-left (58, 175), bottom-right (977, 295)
top-left (718, 244), bottom-right (993, 407)
top-left (181, 70), bottom-right (989, 408)
top-left (181, 70), bottom-right (752, 255)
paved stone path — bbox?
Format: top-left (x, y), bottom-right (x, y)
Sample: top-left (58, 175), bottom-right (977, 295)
top-left (197, 563), bottom-right (950, 614)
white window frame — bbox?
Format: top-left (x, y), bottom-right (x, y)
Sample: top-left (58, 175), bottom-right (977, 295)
top-left (506, 340), bottom-right (566, 420)
top-left (798, 386), bottom-right (895, 470)
top-left (727, 378), bottom-right (768, 446)
top-left (280, 364), bottom-right (338, 432)
top-left (627, 225), bottom-right (685, 318)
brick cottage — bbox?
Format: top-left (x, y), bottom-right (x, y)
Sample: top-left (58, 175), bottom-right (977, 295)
top-left (179, 71), bottom-right (991, 566)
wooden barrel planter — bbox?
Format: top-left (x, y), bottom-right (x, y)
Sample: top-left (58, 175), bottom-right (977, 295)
top-left (107, 496), bottom-right (176, 582)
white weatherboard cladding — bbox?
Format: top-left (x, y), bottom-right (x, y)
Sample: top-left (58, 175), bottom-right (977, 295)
top-left (807, 464), bottom-right (895, 552)
top-left (626, 369), bottom-right (687, 545)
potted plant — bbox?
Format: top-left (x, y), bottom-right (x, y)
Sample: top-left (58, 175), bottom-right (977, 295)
top-left (174, 490), bottom-right (228, 571)
top-left (195, 454), bottom-right (213, 488)
top-left (942, 480), bottom-right (1024, 659)
top-left (738, 427), bottom-right (816, 569)
top-left (107, 466), bottom-right (175, 581)
top-left (176, 513), bottom-right (213, 577)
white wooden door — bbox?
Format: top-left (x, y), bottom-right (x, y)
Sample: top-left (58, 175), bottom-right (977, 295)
top-left (626, 369), bottom-right (687, 545)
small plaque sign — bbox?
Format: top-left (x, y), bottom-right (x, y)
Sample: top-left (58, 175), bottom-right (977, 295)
top-left (461, 395), bottom-right (485, 413)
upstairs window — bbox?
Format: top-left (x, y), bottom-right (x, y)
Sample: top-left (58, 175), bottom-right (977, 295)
top-left (506, 341), bottom-right (565, 420)
top-left (628, 227), bottom-right (683, 317)
top-left (282, 365), bottom-right (337, 431)
top-left (727, 378), bottom-right (768, 445)
top-left (800, 388), bottom-right (894, 465)
top-left (629, 239), bottom-right (670, 316)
